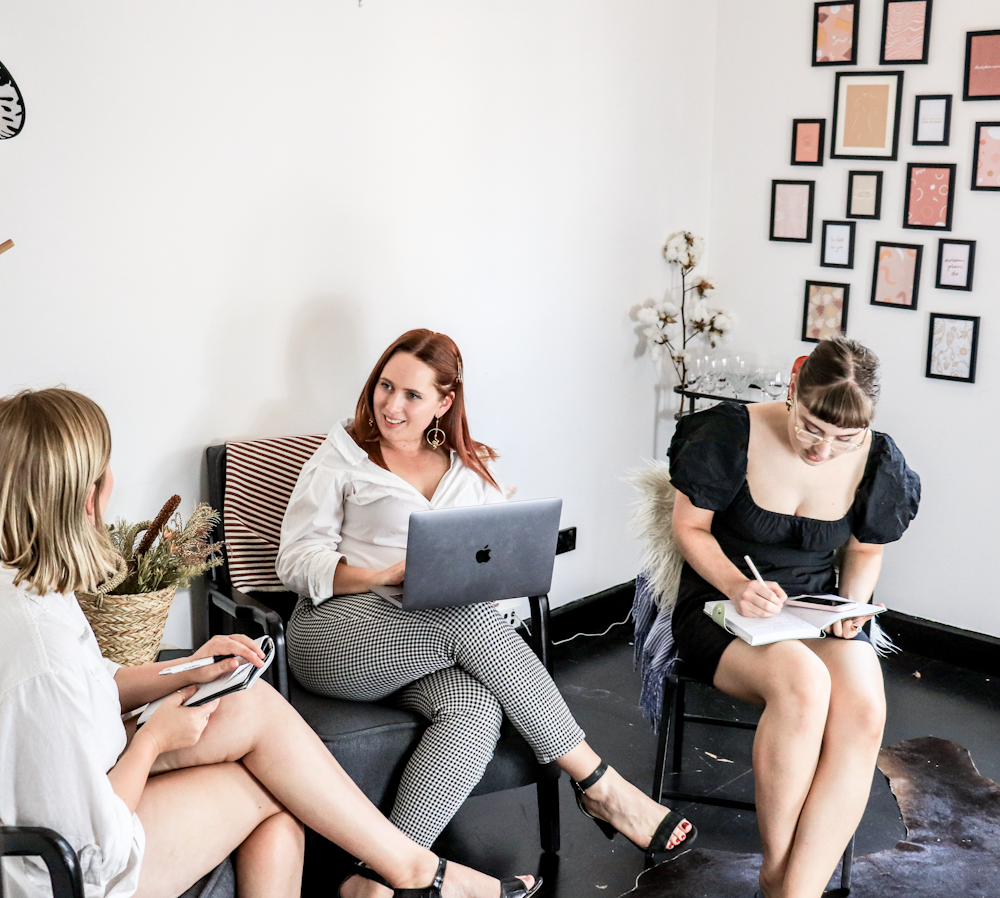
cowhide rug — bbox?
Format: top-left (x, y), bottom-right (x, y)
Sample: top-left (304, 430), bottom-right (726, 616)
top-left (621, 736), bottom-right (1000, 898)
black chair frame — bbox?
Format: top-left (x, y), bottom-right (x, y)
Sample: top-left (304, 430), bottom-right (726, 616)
top-left (651, 668), bottom-right (854, 891)
top-left (0, 827), bottom-right (84, 898)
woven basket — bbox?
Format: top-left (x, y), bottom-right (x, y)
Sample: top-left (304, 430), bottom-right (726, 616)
top-left (78, 584), bottom-right (177, 667)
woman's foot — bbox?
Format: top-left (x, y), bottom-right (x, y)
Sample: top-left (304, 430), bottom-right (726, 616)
top-left (578, 765), bottom-right (692, 850)
top-left (347, 855), bottom-right (535, 898)
top-left (340, 872), bottom-right (392, 898)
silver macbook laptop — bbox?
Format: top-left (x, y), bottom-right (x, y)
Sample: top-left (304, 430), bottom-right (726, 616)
top-left (370, 498), bottom-right (562, 610)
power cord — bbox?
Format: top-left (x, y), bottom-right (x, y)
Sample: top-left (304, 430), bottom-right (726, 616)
top-left (520, 608), bottom-right (634, 645)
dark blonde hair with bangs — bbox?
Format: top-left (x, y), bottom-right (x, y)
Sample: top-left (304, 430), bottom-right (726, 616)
top-left (796, 336), bottom-right (880, 429)
top-left (0, 389), bottom-right (117, 595)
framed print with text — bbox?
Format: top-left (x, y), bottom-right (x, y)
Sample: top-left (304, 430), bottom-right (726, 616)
top-left (935, 239), bottom-right (976, 291)
top-left (964, 30), bottom-right (1000, 101)
top-left (813, 2), bottom-right (860, 66)
top-left (880, 0), bottom-right (933, 65)
top-left (832, 71), bottom-right (905, 160)
top-left (926, 313), bottom-right (979, 383)
top-left (903, 163), bottom-right (955, 230)
top-left (846, 170), bottom-right (883, 219)
top-left (972, 122), bottom-right (1000, 191)
top-left (802, 281), bottom-right (850, 343)
top-left (792, 119), bottom-right (826, 165)
top-left (912, 95), bottom-right (951, 146)
top-left (820, 221), bottom-right (856, 268)
top-left (871, 241), bottom-right (922, 309)
top-left (770, 180), bottom-right (815, 242)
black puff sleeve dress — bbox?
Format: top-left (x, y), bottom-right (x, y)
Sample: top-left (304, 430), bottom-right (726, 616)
top-left (668, 402), bottom-right (920, 685)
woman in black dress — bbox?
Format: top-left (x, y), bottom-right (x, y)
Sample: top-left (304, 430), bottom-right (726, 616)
top-left (670, 337), bottom-right (919, 898)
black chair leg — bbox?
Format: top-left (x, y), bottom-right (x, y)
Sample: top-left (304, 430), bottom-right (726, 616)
top-left (671, 676), bottom-right (686, 775)
top-left (536, 774), bottom-right (561, 854)
top-left (651, 675), bottom-right (676, 803)
top-left (840, 833), bottom-right (855, 892)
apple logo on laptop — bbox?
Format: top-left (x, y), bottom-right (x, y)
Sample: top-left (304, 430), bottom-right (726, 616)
top-left (476, 545), bottom-right (491, 564)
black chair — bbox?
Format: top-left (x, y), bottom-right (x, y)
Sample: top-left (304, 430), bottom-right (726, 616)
top-left (651, 663), bottom-right (854, 891)
top-left (203, 438), bottom-right (561, 854)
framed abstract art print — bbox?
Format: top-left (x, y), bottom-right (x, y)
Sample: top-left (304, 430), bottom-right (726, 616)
top-left (880, 0), bottom-right (933, 65)
top-left (912, 95), bottom-right (951, 146)
top-left (926, 313), bottom-right (979, 383)
top-left (791, 119), bottom-right (826, 165)
top-left (964, 30), bottom-right (1000, 101)
top-left (820, 221), bottom-right (856, 268)
top-left (902, 163), bottom-right (956, 230)
top-left (813, 3), bottom-right (860, 66)
top-left (871, 242), bottom-right (922, 309)
top-left (971, 122), bottom-right (1000, 191)
top-left (802, 281), bottom-right (850, 343)
top-left (831, 71), bottom-right (905, 160)
top-left (846, 170), bottom-right (883, 219)
top-left (935, 239), bottom-right (976, 291)
top-left (770, 180), bottom-right (815, 242)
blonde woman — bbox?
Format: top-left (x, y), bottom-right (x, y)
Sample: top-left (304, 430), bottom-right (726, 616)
top-left (0, 388), bottom-right (538, 898)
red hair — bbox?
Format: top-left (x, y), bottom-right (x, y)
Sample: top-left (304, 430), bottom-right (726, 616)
top-left (347, 329), bottom-right (500, 491)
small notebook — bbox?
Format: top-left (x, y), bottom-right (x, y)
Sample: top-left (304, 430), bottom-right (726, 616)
top-left (137, 635), bottom-right (274, 726)
top-left (704, 597), bottom-right (886, 647)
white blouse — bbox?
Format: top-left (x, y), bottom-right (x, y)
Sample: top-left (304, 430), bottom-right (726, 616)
top-left (0, 567), bottom-right (144, 898)
top-left (277, 419), bottom-right (510, 603)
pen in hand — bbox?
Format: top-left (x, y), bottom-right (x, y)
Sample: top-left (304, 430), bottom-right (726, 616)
top-left (159, 655), bottom-right (237, 676)
top-left (743, 555), bottom-right (783, 606)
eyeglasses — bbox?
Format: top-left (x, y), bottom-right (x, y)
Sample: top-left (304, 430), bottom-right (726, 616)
top-left (793, 407), bottom-right (868, 454)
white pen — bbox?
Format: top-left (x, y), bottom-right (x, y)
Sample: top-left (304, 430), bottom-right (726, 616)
top-left (744, 555), bottom-right (772, 594)
top-left (159, 655), bottom-right (237, 676)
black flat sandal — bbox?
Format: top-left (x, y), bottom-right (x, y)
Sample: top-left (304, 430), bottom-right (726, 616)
top-left (393, 857), bottom-right (542, 898)
top-left (570, 761), bottom-right (698, 855)
top-left (337, 861), bottom-right (391, 897)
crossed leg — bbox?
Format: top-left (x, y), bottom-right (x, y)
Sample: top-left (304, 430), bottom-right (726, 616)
top-left (713, 636), bottom-right (885, 898)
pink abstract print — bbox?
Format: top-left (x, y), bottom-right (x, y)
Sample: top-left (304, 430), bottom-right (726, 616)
top-left (883, 2), bottom-right (926, 61)
top-left (806, 285), bottom-right (845, 340)
top-left (773, 184), bottom-right (810, 239)
top-left (795, 123), bottom-right (821, 162)
top-left (874, 247), bottom-right (918, 306)
top-left (907, 167), bottom-right (950, 227)
top-left (976, 126), bottom-right (1000, 189)
top-left (816, 6), bottom-right (855, 63)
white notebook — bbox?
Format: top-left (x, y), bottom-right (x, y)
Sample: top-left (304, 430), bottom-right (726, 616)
top-left (704, 596), bottom-right (886, 646)
top-left (137, 635), bottom-right (274, 726)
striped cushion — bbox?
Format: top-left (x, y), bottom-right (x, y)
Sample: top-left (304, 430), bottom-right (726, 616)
top-left (223, 434), bottom-right (326, 592)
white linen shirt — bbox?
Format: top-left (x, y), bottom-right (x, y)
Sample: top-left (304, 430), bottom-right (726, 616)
top-left (277, 419), bottom-right (510, 603)
top-left (0, 567), bottom-right (144, 898)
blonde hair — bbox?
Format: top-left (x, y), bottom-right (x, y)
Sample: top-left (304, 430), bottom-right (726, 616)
top-left (0, 389), bottom-right (117, 594)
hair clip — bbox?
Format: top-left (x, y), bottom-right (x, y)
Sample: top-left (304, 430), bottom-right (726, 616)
top-left (456, 358), bottom-right (463, 384)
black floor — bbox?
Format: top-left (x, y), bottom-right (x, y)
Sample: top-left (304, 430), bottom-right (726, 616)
top-left (418, 623), bottom-right (1000, 898)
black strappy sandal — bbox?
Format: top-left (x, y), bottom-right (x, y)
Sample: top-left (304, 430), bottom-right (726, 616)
top-left (570, 761), bottom-right (697, 855)
top-left (337, 861), bottom-right (391, 897)
top-left (393, 857), bottom-right (542, 898)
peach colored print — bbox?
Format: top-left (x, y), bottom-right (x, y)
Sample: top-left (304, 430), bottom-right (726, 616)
top-left (844, 85), bottom-right (890, 148)
top-left (907, 167), bottom-right (950, 226)
top-left (930, 319), bottom-right (974, 379)
top-left (976, 126), bottom-right (1000, 188)
top-left (874, 247), bottom-right (918, 305)
top-left (773, 184), bottom-right (810, 239)
top-left (795, 123), bottom-right (821, 162)
top-left (968, 34), bottom-right (1000, 98)
top-left (806, 285), bottom-right (845, 340)
top-left (883, 2), bottom-right (926, 61)
top-left (816, 5), bottom-right (855, 63)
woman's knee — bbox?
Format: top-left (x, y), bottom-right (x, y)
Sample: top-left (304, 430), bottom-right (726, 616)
top-left (764, 645), bottom-right (832, 720)
top-left (831, 674), bottom-right (886, 746)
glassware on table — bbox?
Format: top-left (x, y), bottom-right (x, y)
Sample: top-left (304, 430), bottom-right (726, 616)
top-left (708, 355), bottom-right (728, 395)
top-left (727, 357), bottom-right (753, 399)
top-left (684, 355), bottom-right (710, 393)
top-left (759, 366), bottom-right (789, 402)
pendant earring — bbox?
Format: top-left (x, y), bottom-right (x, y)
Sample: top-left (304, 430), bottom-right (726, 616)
top-left (785, 393), bottom-right (794, 412)
top-left (426, 417), bottom-right (446, 449)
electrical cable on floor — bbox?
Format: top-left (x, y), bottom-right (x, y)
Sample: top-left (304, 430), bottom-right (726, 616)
top-left (550, 609), bottom-right (633, 645)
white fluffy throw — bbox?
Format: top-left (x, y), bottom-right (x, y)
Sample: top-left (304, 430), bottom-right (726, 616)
top-left (626, 460), bottom-right (685, 611)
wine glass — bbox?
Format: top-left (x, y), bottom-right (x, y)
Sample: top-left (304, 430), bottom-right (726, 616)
top-left (685, 355), bottom-right (710, 393)
top-left (709, 355), bottom-right (729, 395)
top-left (727, 357), bottom-right (753, 400)
top-left (759, 366), bottom-right (789, 402)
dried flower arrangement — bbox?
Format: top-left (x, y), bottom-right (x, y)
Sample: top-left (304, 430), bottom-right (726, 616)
top-left (105, 495), bottom-right (225, 595)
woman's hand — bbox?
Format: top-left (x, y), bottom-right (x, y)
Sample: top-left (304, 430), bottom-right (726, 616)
top-left (140, 687), bottom-right (220, 756)
top-left (729, 578), bottom-right (787, 618)
top-left (184, 633), bottom-right (266, 682)
top-left (370, 559), bottom-right (405, 587)
top-left (829, 604), bottom-right (883, 638)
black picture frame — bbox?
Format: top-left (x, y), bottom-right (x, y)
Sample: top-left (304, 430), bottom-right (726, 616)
top-left (964, 30), bottom-right (1000, 102)
top-left (813, 2), bottom-right (860, 67)
top-left (820, 220), bottom-right (856, 268)
top-left (880, 0), bottom-right (933, 65)
top-left (935, 239), bottom-right (976, 291)
top-left (831, 71), bottom-right (905, 160)
top-left (971, 122), bottom-right (1000, 192)
top-left (802, 281), bottom-right (850, 343)
top-left (846, 170), bottom-right (883, 219)
top-left (912, 94), bottom-right (951, 146)
top-left (902, 162), bottom-right (956, 231)
top-left (791, 119), bottom-right (826, 166)
top-left (870, 241), bottom-right (923, 309)
top-left (770, 180), bottom-right (816, 243)
top-left (926, 313), bottom-right (980, 383)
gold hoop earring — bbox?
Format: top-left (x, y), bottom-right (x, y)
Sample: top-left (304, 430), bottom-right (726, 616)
top-left (426, 417), bottom-right (446, 449)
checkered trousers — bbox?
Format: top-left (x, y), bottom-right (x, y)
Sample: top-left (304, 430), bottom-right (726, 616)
top-left (287, 592), bottom-right (584, 847)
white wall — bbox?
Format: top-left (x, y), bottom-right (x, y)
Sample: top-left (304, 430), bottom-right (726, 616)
top-left (0, 1), bottom-right (718, 646)
top-left (708, 1), bottom-right (1000, 636)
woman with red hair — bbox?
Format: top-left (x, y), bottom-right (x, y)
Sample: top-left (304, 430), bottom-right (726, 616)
top-left (278, 329), bottom-right (696, 898)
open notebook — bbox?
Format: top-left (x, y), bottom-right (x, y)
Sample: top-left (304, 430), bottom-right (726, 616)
top-left (704, 597), bottom-right (886, 646)
top-left (137, 635), bottom-right (274, 726)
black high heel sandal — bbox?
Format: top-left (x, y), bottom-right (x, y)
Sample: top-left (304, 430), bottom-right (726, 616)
top-left (338, 862), bottom-right (391, 897)
top-left (394, 857), bottom-right (542, 898)
top-left (570, 761), bottom-right (698, 855)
